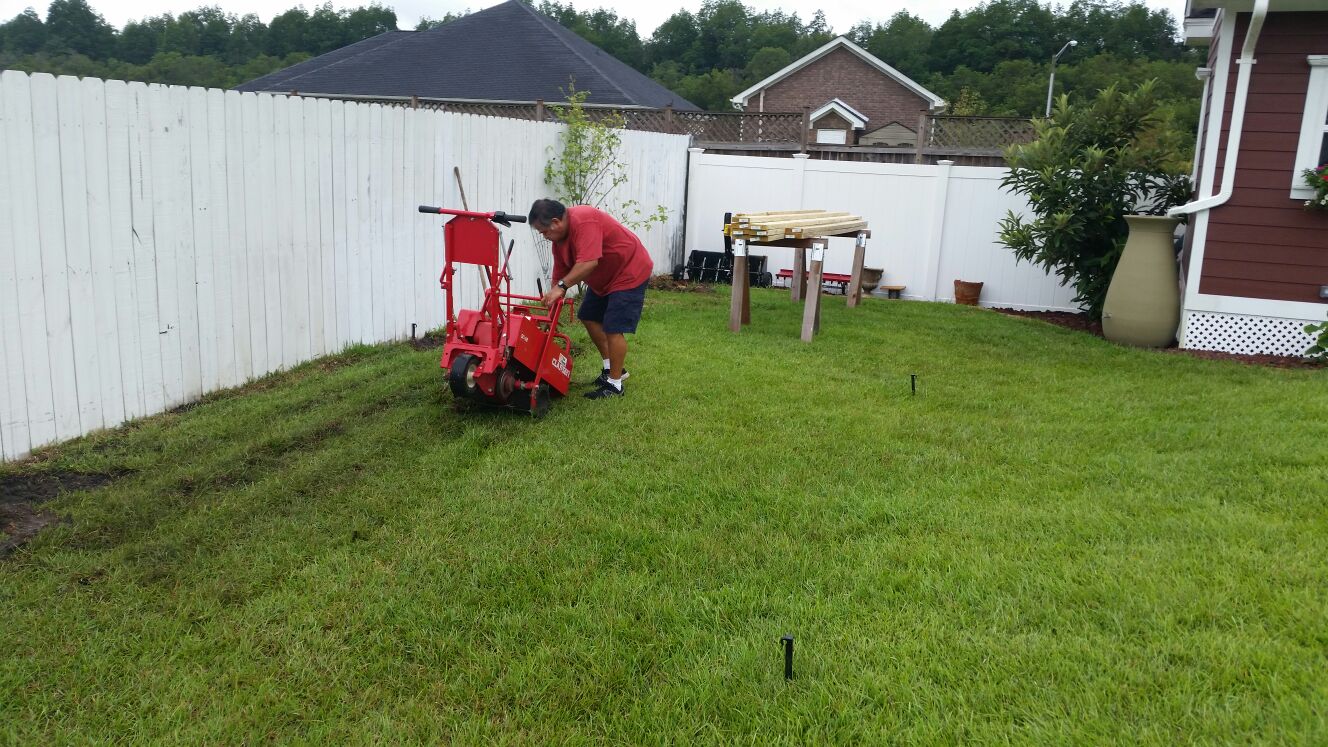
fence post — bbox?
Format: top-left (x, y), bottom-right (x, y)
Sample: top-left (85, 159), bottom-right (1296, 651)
top-left (800, 106), bottom-right (811, 151)
top-left (410, 95), bottom-right (419, 110)
top-left (664, 104), bottom-right (674, 134)
top-left (921, 160), bottom-right (955, 302)
top-left (535, 99), bottom-right (545, 121)
top-left (792, 152), bottom-right (810, 208)
top-left (915, 113), bottom-right (928, 164)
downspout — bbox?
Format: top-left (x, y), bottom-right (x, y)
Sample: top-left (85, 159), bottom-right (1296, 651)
top-left (1189, 67), bottom-right (1213, 186)
top-left (1168, 0), bottom-right (1268, 217)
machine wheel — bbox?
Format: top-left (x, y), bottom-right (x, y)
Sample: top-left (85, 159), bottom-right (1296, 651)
top-left (672, 263), bottom-right (685, 281)
top-left (448, 353), bottom-right (481, 400)
top-left (758, 271), bottom-right (773, 288)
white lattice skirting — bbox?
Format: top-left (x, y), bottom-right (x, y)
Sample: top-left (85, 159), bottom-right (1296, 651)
top-left (1181, 311), bottom-right (1317, 357)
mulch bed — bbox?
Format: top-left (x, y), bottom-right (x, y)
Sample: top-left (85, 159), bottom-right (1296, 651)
top-left (991, 308), bottom-right (1322, 370)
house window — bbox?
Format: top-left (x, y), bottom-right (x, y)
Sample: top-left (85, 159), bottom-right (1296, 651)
top-left (816, 129), bottom-right (847, 145)
top-left (1291, 56), bottom-right (1328, 198)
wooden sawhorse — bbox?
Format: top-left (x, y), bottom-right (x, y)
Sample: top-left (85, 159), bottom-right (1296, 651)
top-left (729, 230), bottom-right (872, 342)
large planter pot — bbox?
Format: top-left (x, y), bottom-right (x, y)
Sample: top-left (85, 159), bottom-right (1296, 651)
top-left (954, 279), bottom-right (983, 306)
top-left (860, 267), bottom-right (883, 294)
top-left (1102, 215), bottom-right (1182, 348)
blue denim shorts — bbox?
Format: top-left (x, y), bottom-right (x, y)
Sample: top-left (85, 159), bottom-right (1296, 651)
top-left (577, 280), bottom-right (648, 334)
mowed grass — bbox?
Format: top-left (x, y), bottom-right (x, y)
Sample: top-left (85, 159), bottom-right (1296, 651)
top-left (2, 289), bottom-right (1326, 744)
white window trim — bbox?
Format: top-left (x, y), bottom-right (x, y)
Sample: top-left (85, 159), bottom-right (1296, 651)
top-left (1290, 55), bottom-right (1328, 199)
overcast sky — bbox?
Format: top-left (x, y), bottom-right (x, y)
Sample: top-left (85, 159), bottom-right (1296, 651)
top-left (3, 0), bottom-right (1191, 42)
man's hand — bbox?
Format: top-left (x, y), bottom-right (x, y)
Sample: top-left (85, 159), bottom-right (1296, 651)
top-left (541, 283), bottom-right (566, 307)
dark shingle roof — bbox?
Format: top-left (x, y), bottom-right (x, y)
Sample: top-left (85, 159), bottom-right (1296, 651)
top-left (235, 0), bottom-right (698, 110)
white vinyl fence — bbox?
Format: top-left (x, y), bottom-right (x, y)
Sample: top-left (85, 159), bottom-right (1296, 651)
top-left (0, 71), bottom-right (689, 462)
top-left (684, 150), bottom-right (1078, 310)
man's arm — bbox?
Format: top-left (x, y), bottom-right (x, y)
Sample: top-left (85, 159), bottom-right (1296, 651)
top-left (544, 259), bottom-right (598, 305)
top-left (557, 260), bottom-right (599, 287)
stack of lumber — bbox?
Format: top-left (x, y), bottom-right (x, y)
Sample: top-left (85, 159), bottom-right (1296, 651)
top-left (724, 210), bottom-right (867, 240)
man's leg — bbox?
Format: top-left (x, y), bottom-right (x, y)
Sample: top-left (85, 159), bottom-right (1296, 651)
top-left (606, 333), bottom-right (627, 379)
top-left (583, 319), bottom-right (610, 361)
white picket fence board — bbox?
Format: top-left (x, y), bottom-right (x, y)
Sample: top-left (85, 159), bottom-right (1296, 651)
top-left (104, 79), bottom-right (139, 423)
top-left (0, 72), bottom-right (28, 457)
top-left (1, 72), bottom-right (689, 461)
top-left (29, 74), bottom-right (81, 442)
top-left (684, 151), bottom-right (1079, 311)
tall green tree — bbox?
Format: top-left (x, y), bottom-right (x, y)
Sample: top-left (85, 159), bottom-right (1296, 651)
top-left (998, 81), bottom-right (1192, 318)
top-left (225, 14), bottom-right (266, 63)
top-left (538, 2), bottom-right (645, 71)
top-left (343, 4), bottom-right (395, 44)
top-left (930, 0), bottom-right (1057, 74)
top-left (265, 7), bottom-right (308, 57)
top-left (116, 17), bottom-right (163, 63)
top-left (1, 8), bottom-right (48, 54)
top-left (850, 11), bottom-right (933, 80)
top-left (44, 0), bottom-right (114, 58)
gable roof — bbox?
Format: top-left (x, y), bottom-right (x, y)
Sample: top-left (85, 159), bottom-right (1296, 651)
top-left (731, 36), bottom-right (945, 113)
top-left (810, 99), bottom-right (869, 129)
top-left (236, 0), bottom-right (698, 110)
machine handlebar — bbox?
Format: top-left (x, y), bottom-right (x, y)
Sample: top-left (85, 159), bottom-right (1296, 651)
top-left (417, 205), bottom-right (527, 226)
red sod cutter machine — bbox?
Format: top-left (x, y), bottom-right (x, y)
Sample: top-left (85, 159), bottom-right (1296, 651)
top-left (417, 205), bottom-right (574, 418)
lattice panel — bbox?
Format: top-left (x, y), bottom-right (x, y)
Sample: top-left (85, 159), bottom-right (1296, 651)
top-left (927, 116), bottom-right (1037, 149)
top-left (675, 112), bottom-right (803, 143)
top-left (287, 95), bottom-right (808, 141)
top-left (1182, 311), bottom-right (1317, 357)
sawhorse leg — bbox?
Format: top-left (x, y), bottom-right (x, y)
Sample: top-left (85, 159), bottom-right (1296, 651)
top-left (801, 240), bottom-right (826, 342)
top-left (790, 246), bottom-right (806, 302)
top-left (847, 231), bottom-right (868, 307)
top-left (729, 239), bottom-right (750, 332)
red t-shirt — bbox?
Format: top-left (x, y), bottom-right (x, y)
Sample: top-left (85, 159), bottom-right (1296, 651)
top-left (552, 205), bottom-right (654, 295)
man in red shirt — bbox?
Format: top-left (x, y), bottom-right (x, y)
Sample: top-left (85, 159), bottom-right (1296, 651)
top-left (530, 199), bottom-right (653, 399)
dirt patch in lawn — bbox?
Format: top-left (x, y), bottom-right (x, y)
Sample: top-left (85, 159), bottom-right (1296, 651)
top-left (1, 471), bottom-right (126, 557)
top-left (650, 274), bottom-right (715, 293)
top-left (411, 332), bottom-right (446, 350)
top-left (991, 307), bottom-right (1321, 370)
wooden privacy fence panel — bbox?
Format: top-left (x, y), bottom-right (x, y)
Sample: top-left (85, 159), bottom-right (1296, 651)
top-left (0, 71), bottom-right (689, 462)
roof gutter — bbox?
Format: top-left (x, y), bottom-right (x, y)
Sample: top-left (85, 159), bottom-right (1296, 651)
top-left (1168, 0), bottom-right (1269, 217)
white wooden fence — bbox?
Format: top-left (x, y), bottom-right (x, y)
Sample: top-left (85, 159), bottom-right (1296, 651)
top-left (0, 71), bottom-right (689, 462)
top-left (683, 150), bottom-right (1079, 310)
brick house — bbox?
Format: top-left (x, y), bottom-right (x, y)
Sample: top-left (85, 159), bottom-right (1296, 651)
top-left (1169, 0), bottom-right (1327, 356)
top-left (730, 36), bottom-right (945, 146)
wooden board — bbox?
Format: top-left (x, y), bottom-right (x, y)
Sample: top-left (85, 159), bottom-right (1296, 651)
top-left (736, 211), bottom-right (849, 226)
top-left (726, 207), bottom-right (867, 241)
top-left (791, 221), bottom-right (869, 237)
top-left (734, 209), bottom-right (827, 219)
top-left (740, 213), bottom-right (857, 230)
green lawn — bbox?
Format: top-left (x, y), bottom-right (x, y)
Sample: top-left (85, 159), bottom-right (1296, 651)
top-left (3, 289), bottom-right (1326, 743)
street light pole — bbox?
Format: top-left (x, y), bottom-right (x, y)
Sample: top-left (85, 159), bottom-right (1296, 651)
top-left (1045, 40), bottom-right (1078, 118)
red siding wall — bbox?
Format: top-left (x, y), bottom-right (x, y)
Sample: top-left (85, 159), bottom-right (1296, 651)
top-left (1199, 11), bottom-right (1328, 304)
top-left (745, 47), bottom-right (931, 131)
